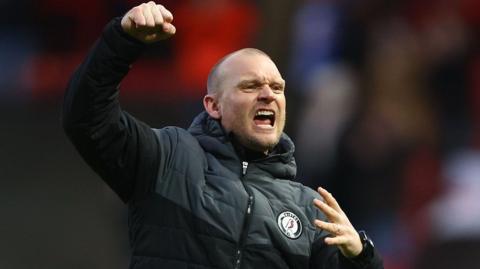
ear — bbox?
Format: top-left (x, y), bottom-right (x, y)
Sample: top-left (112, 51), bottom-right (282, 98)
top-left (203, 94), bottom-right (221, 119)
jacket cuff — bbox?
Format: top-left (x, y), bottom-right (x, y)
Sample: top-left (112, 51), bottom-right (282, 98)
top-left (101, 17), bottom-right (147, 63)
top-left (339, 247), bottom-right (384, 269)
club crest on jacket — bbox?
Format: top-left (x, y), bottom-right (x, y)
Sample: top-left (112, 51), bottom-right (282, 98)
top-left (277, 211), bottom-right (302, 239)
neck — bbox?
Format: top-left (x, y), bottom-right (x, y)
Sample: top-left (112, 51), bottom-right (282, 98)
top-left (230, 135), bottom-right (269, 161)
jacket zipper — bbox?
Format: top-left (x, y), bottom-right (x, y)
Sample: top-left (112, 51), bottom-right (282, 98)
top-left (234, 161), bottom-right (254, 269)
top-left (242, 161), bottom-right (248, 175)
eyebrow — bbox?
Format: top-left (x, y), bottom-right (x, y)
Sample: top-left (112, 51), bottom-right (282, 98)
top-left (237, 79), bottom-right (261, 87)
top-left (237, 78), bottom-right (285, 88)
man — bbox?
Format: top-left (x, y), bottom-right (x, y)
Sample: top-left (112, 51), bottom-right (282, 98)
top-left (63, 2), bottom-right (383, 268)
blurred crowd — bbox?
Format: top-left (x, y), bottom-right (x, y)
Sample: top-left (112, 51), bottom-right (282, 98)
top-left (2, 0), bottom-right (479, 268)
top-left (289, 1), bottom-right (480, 268)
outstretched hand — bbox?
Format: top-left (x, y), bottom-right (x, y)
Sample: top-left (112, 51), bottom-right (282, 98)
top-left (121, 1), bottom-right (176, 43)
top-left (313, 187), bottom-right (363, 258)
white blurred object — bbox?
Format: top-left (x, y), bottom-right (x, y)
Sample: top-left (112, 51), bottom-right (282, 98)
top-left (429, 149), bottom-right (480, 240)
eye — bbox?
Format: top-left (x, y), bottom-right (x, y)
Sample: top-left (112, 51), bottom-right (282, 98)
top-left (240, 84), bottom-right (255, 92)
top-left (239, 81), bottom-right (262, 92)
top-left (271, 84), bottom-right (284, 93)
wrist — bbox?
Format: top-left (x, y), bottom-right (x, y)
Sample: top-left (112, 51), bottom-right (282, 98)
top-left (100, 17), bottom-right (146, 63)
top-left (349, 231), bottom-right (375, 267)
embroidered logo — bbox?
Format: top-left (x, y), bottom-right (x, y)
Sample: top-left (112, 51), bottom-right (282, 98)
top-left (277, 211), bottom-right (302, 239)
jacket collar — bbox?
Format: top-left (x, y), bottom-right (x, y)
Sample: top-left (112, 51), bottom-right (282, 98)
top-left (188, 112), bottom-right (297, 180)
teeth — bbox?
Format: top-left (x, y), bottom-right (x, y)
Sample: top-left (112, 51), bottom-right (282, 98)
top-left (256, 110), bottom-right (274, 116)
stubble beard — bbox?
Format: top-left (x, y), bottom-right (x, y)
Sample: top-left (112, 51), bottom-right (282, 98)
top-left (233, 115), bottom-right (286, 153)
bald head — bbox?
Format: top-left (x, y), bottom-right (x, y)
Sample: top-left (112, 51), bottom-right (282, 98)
top-left (207, 48), bottom-right (271, 95)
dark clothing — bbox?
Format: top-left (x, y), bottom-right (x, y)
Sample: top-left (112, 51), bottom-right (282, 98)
top-left (62, 18), bottom-right (384, 269)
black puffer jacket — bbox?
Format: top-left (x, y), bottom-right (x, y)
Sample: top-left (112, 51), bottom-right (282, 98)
top-left (62, 18), bottom-right (383, 269)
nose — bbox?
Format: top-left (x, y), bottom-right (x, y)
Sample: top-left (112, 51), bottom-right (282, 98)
top-left (258, 85), bottom-right (275, 103)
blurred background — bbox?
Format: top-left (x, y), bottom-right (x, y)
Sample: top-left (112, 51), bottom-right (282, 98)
top-left (1, 0), bottom-right (479, 268)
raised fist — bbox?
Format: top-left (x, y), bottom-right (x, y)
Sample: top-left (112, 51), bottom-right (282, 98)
top-left (121, 1), bottom-right (176, 43)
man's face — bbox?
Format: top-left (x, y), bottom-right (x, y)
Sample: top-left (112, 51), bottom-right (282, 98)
top-left (215, 53), bottom-right (286, 152)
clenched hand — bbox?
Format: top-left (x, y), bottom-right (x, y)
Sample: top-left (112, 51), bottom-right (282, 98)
top-left (121, 1), bottom-right (176, 43)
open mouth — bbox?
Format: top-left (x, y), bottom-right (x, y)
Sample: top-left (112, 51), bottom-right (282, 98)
top-left (253, 109), bottom-right (275, 127)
